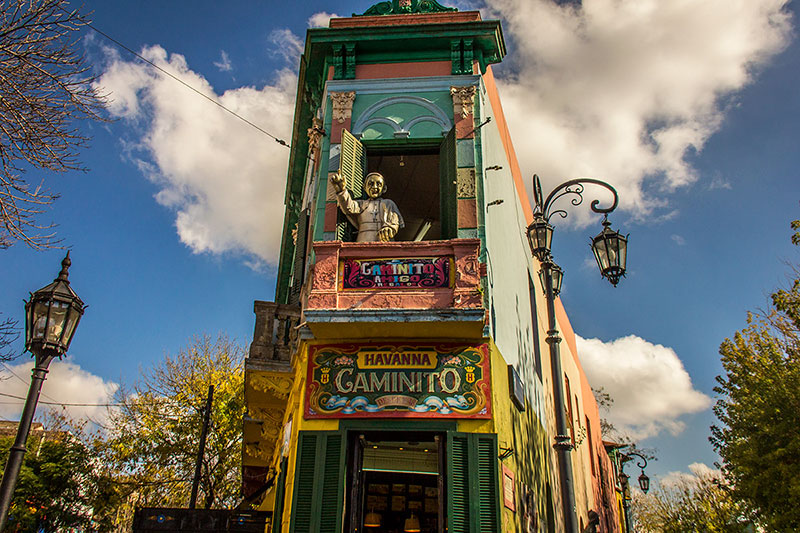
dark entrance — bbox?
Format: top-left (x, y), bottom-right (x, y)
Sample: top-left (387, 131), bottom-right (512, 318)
top-left (346, 431), bottom-right (444, 533)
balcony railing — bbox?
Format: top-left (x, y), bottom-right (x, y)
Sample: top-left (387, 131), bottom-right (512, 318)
top-left (306, 238), bottom-right (485, 311)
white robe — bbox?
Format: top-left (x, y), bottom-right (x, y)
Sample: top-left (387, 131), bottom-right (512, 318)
top-left (336, 189), bottom-right (404, 242)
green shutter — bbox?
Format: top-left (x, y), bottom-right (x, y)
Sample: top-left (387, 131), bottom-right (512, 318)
top-left (447, 433), bottom-right (471, 533)
top-left (337, 129), bottom-right (365, 241)
top-left (289, 208), bottom-right (309, 305)
top-left (476, 434), bottom-right (501, 532)
top-left (289, 432), bottom-right (345, 533)
top-left (447, 432), bottom-right (500, 533)
top-left (272, 457), bottom-right (289, 533)
top-left (439, 128), bottom-right (457, 239)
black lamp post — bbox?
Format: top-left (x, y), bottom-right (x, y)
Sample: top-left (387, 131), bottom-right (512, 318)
top-left (619, 450), bottom-right (650, 533)
top-left (0, 253), bottom-right (85, 531)
top-left (525, 175), bottom-right (628, 533)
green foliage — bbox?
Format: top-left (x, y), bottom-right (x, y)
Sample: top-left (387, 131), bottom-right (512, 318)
top-left (0, 432), bottom-right (119, 532)
top-left (100, 334), bottom-right (245, 515)
top-left (710, 219), bottom-right (800, 531)
top-left (632, 465), bottom-right (754, 532)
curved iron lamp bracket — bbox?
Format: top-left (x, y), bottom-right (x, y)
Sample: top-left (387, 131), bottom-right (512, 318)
top-left (621, 450), bottom-right (648, 471)
top-left (532, 174), bottom-right (619, 223)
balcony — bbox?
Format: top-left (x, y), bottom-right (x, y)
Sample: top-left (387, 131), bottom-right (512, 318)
top-left (304, 238), bottom-right (486, 339)
top-left (242, 301), bottom-right (299, 499)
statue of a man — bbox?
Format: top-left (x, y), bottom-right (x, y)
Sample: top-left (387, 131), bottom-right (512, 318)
top-left (330, 172), bottom-right (404, 242)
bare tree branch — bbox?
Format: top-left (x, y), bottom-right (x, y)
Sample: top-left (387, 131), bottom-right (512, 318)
top-left (0, 0), bottom-right (107, 249)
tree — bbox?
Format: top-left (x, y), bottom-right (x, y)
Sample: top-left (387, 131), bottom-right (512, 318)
top-left (0, 0), bottom-right (106, 249)
top-left (99, 334), bottom-right (246, 517)
top-left (710, 219), bottom-right (800, 531)
top-left (631, 464), bottom-right (754, 533)
top-left (0, 428), bottom-right (119, 532)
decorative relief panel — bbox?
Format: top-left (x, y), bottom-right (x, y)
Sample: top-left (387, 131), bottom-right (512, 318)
top-left (450, 85), bottom-right (476, 118)
top-left (330, 91), bottom-right (356, 123)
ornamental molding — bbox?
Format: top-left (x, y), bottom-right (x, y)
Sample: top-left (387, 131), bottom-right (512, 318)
top-left (250, 374), bottom-right (293, 399)
top-left (244, 442), bottom-right (275, 462)
top-left (450, 85), bottom-right (476, 118)
top-left (358, 0), bottom-right (457, 16)
top-left (307, 116), bottom-right (325, 154)
top-left (330, 91), bottom-right (356, 123)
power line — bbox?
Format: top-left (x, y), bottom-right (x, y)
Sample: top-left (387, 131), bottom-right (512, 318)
top-left (0, 392), bottom-right (122, 407)
top-left (73, 11), bottom-right (290, 148)
top-left (0, 361), bottom-right (61, 405)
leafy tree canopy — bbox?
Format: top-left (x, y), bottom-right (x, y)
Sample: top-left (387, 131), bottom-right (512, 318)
top-left (710, 219), bottom-right (800, 531)
top-left (99, 334), bottom-right (246, 519)
top-left (0, 428), bottom-right (120, 532)
top-left (632, 464), bottom-right (754, 533)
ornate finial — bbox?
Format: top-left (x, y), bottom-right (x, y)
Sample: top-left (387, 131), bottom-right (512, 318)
top-left (57, 251), bottom-right (71, 282)
top-left (357, 0), bottom-right (457, 16)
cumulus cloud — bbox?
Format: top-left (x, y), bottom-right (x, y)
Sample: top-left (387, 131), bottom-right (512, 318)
top-left (308, 11), bottom-right (341, 28)
top-left (660, 462), bottom-right (720, 488)
top-left (0, 359), bottom-right (118, 424)
top-left (96, 45), bottom-right (296, 267)
top-left (577, 334), bottom-right (711, 440)
top-left (487, 0), bottom-right (792, 222)
top-left (214, 50), bottom-right (232, 72)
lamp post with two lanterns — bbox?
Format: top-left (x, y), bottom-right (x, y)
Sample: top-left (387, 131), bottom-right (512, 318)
top-left (619, 450), bottom-right (651, 533)
top-left (525, 174), bottom-right (629, 533)
top-left (0, 253), bottom-right (86, 531)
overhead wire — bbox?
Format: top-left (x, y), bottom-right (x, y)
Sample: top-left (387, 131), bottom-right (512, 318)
top-left (67, 7), bottom-right (290, 148)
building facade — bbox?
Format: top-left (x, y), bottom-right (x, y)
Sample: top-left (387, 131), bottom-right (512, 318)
top-left (242, 2), bottom-right (621, 532)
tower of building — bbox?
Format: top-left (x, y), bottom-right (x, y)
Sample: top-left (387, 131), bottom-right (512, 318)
top-left (242, 2), bottom-right (622, 531)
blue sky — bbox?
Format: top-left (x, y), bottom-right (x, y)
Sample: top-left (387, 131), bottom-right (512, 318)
top-left (1, 0), bottom-right (798, 485)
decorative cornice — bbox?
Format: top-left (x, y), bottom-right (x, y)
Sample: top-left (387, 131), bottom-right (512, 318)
top-left (450, 85), bottom-right (476, 118)
top-left (249, 374), bottom-right (293, 399)
top-left (358, 0), bottom-right (457, 16)
top-left (330, 91), bottom-right (356, 123)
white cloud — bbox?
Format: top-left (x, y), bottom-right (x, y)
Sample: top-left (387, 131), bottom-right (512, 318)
top-left (0, 358), bottom-right (118, 424)
top-left (670, 234), bottom-right (686, 246)
top-left (214, 50), bottom-right (233, 72)
top-left (577, 334), bottom-right (711, 440)
top-left (660, 462), bottom-right (720, 488)
top-left (96, 45), bottom-right (296, 267)
top-left (488, 0), bottom-right (792, 223)
top-left (269, 28), bottom-right (304, 65)
top-left (308, 11), bottom-right (341, 28)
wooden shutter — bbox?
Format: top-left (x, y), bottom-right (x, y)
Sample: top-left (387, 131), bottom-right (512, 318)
top-left (447, 432), bottom-right (500, 533)
top-left (289, 208), bottom-right (309, 305)
top-left (337, 129), bottom-right (365, 240)
top-left (272, 457), bottom-right (289, 533)
top-left (289, 432), bottom-right (345, 533)
top-left (439, 128), bottom-right (457, 239)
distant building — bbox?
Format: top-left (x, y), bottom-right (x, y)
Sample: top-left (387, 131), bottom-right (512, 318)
top-left (242, 1), bottom-right (621, 531)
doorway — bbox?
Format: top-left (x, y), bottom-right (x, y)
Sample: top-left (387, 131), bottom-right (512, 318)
top-left (347, 431), bottom-right (444, 533)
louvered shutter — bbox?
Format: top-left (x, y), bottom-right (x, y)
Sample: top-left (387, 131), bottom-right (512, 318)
top-left (476, 434), bottom-right (501, 532)
top-left (336, 130), bottom-right (365, 241)
top-left (289, 209), bottom-right (309, 305)
top-left (289, 432), bottom-right (345, 533)
top-left (447, 432), bottom-right (471, 533)
top-left (439, 128), bottom-right (457, 238)
top-left (447, 432), bottom-right (500, 533)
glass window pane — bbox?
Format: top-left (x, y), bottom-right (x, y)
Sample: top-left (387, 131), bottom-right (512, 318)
top-left (32, 301), bottom-right (49, 340)
top-left (47, 301), bottom-right (68, 344)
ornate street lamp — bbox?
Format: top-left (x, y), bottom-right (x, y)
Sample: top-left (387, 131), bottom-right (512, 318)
top-left (619, 450), bottom-right (650, 533)
top-left (525, 174), bottom-right (629, 533)
top-left (0, 253), bottom-right (86, 531)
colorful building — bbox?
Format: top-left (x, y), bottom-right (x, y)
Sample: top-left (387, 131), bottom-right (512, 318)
top-left (242, 2), bottom-right (621, 531)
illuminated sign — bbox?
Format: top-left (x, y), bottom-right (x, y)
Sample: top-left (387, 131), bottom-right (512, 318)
top-left (305, 343), bottom-right (491, 419)
top-left (340, 257), bottom-right (453, 289)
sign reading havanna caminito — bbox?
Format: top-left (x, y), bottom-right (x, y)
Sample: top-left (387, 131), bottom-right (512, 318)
top-left (305, 343), bottom-right (491, 419)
